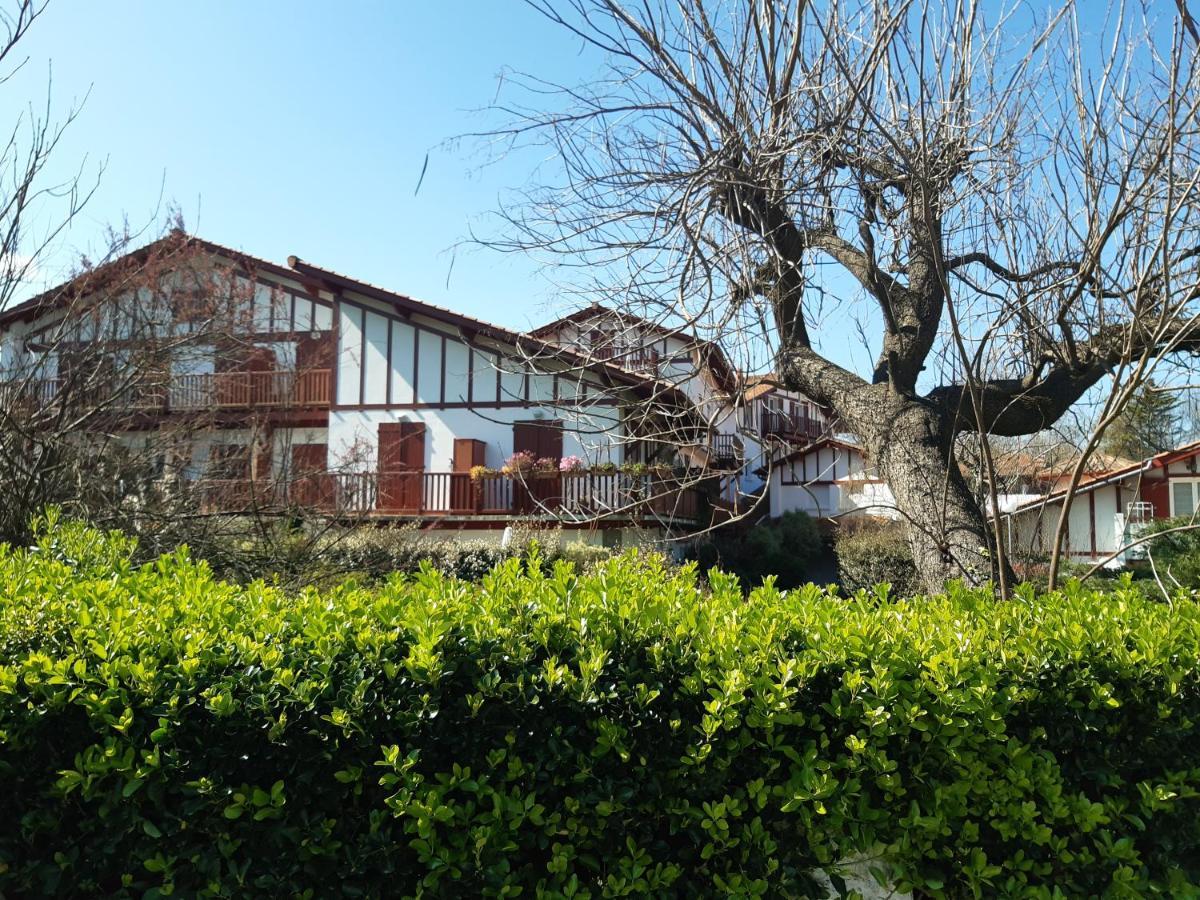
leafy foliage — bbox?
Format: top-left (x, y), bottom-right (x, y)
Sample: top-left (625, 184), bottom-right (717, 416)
top-left (165, 519), bottom-right (613, 587)
top-left (2, 520), bottom-right (1200, 896)
top-left (686, 511), bottom-right (824, 590)
top-left (1144, 518), bottom-right (1200, 588)
top-left (835, 520), bottom-right (921, 598)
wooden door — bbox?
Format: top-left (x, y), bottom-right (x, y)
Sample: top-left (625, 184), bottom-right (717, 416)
top-left (513, 421), bottom-right (563, 460)
top-left (378, 422), bottom-right (425, 512)
top-left (453, 439), bottom-right (486, 472)
top-left (1141, 475), bottom-right (1170, 518)
top-left (290, 443), bottom-right (330, 508)
top-left (451, 439), bottom-right (486, 513)
top-left (513, 421), bottom-right (563, 512)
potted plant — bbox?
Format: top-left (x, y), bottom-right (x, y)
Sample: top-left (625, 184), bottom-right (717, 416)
top-left (559, 455), bottom-right (585, 474)
top-left (592, 460), bottom-right (618, 475)
top-left (532, 456), bottom-right (560, 477)
top-left (501, 450), bottom-right (536, 477)
top-left (621, 461), bottom-right (650, 477)
top-left (469, 465), bottom-right (499, 481)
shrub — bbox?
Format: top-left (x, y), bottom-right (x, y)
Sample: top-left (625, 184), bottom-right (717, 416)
top-left (3, 521), bottom-right (1200, 896)
top-left (1143, 517), bottom-right (1200, 588)
top-left (172, 520), bottom-right (614, 587)
top-left (835, 519), bottom-right (921, 597)
top-left (686, 511), bottom-right (824, 589)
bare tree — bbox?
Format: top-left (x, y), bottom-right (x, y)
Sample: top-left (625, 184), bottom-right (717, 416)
top-left (0, 232), bottom-right (385, 588)
top-left (475, 0), bottom-right (1200, 592)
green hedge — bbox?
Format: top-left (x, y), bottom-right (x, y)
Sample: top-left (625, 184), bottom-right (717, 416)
top-left (2, 519), bottom-right (1200, 897)
top-left (686, 511), bottom-right (824, 590)
top-left (835, 520), bottom-right (921, 598)
top-left (1143, 518), bottom-right (1200, 588)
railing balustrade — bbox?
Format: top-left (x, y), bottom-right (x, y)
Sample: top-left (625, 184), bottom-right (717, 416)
top-left (194, 469), bottom-right (702, 523)
top-left (709, 434), bottom-right (743, 465)
top-left (0, 369), bottom-right (331, 414)
top-left (761, 409), bottom-right (828, 441)
top-left (590, 346), bottom-right (662, 373)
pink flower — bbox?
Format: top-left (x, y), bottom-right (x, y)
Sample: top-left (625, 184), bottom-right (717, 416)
top-left (559, 455), bottom-right (585, 472)
top-left (503, 450), bottom-right (537, 471)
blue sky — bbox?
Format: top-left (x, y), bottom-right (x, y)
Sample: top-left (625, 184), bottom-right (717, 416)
top-left (3, 1), bottom-right (589, 331)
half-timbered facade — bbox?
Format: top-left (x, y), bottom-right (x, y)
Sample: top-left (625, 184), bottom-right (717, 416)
top-left (0, 234), bottom-right (711, 543)
top-left (1003, 439), bottom-right (1200, 565)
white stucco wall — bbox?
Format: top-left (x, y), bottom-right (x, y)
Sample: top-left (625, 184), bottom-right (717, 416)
top-left (329, 406), bottom-right (626, 473)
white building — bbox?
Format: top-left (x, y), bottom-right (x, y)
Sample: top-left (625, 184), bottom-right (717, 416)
top-left (0, 234), bottom-right (733, 546)
top-left (1003, 440), bottom-right (1200, 566)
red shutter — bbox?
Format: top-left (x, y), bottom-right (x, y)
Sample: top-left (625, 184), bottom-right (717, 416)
top-left (291, 443), bottom-right (326, 474)
top-left (513, 421), bottom-right (563, 461)
top-left (540, 423), bottom-right (563, 460)
top-left (453, 439), bottom-right (486, 472)
top-left (402, 423), bottom-right (425, 470)
top-left (378, 423), bottom-right (425, 512)
top-left (513, 422), bottom-right (538, 457)
top-left (290, 443), bottom-right (331, 508)
top-left (379, 422), bottom-right (425, 472)
top-left (1141, 476), bottom-right (1170, 518)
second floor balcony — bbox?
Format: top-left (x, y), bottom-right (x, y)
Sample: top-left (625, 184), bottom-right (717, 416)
top-left (761, 409), bottom-right (829, 442)
top-left (590, 345), bottom-right (662, 374)
top-left (709, 433), bottom-right (743, 468)
top-left (1, 368), bottom-right (331, 415)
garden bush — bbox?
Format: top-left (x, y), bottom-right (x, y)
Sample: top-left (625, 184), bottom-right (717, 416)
top-left (686, 511), bottom-right (824, 589)
top-left (3, 519), bottom-right (1200, 896)
top-left (1143, 517), bottom-right (1200, 588)
top-left (177, 519), bottom-right (614, 587)
top-left (835, 519), bottom-right (921, 598)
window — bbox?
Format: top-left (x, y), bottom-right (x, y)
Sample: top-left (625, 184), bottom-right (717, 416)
top-left (1171, 479), bottom-right (1200, 517)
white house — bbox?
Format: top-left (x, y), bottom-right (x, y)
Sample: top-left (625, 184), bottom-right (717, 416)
top-left (1003, 439), bottom-right (1200, 565)
top-left (761, 436), bottom-right (900, 522)
top-left (0, 234), bottom-right (727, 546)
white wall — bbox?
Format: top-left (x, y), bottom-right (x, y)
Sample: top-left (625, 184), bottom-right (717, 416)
top-left (1005, 477), bottom-right (1139, 560)
top-left (329, 405), bottom-right (626, 473)
top-left (766, 443), bottom-right (896, 520)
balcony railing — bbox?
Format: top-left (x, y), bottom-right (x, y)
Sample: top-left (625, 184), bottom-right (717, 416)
top-left (1, 369), bottom-right (331, 413)
top-left (590, 346), bottom-right (662, 374)
top-left (709, 434), bottom-right (743, 467)
top-left (197, 470), bottom-right (703, 523)
top-left (761, 409), bottom-right (829, 441)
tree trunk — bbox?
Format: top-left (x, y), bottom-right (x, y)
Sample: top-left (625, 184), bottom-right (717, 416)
top-left (845, 390), bottom-right (1003, 595)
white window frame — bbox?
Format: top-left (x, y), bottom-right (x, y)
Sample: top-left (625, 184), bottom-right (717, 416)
top-left (1168, 477), bottom-right (1200, 517)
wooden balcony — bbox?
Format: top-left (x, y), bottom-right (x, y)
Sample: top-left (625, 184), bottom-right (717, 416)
top-left (709, 434), bottom-right (743, 468)
top-left (170, 369), bottom-right (331, 410)
top-left (761, 409), bottom-right (829, 442)
top-left (197, 470), bottom-right (703, 523)
top-left (1, 369), bottom-right (331, 414)
top-left (590, 346), bottom-right (662, 374)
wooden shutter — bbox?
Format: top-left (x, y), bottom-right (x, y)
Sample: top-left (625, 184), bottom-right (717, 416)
top-left (291, 443), bottom-right (331, 508)
top-left (513, 422), bottom-right (538, 457)
top-left (541, 423), bottom-right (563, 460)
top-left (513, 421), bottom-right (563, 460)
top-left (378, 422), bottom-right (424, 513)
top-left (453, 439), bottom-right (486, 472)
top-left (1141, 477), bottom-right (1170, 518)
top-left (379, 422), bottom-right (425, 472)
top-left (291, 443), bottom-right (326, 475)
